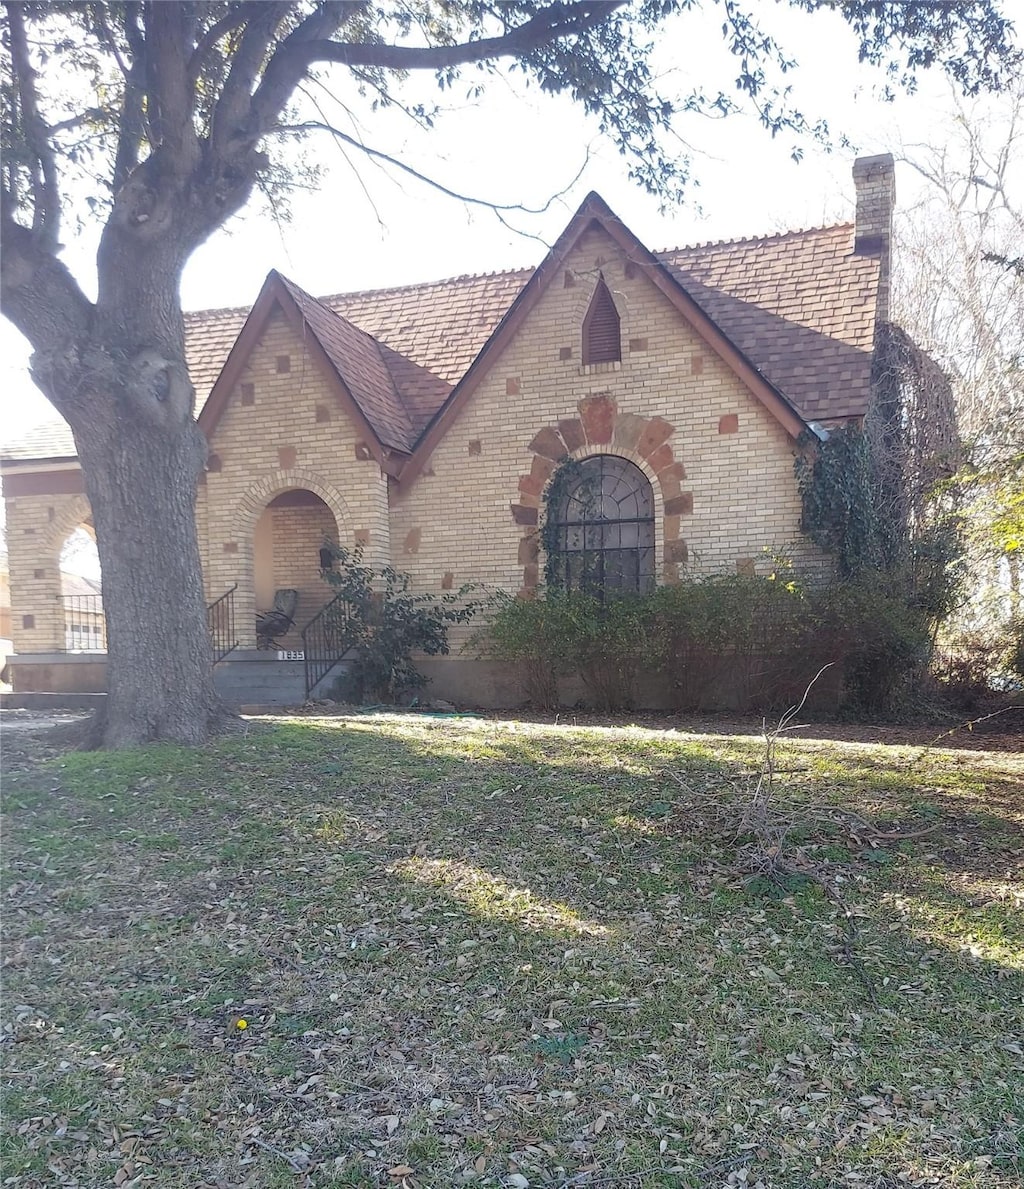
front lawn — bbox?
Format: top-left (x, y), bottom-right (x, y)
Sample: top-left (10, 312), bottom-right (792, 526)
top-left (1, 713), bottom-right (1021, 1187)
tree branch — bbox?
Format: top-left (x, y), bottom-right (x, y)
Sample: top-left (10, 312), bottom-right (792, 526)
top-left (187, 6), bottom-right (251, 86)
top-left (285, 1), bottom-right (625, 74)
top-left (1, 192), bottom-right (94, 411)
top-left (275, 118), bottom-right (585, 216)
top-left (6, 1), bottom-right (61, 253)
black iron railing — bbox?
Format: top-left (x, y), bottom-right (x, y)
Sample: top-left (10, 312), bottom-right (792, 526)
top-left (207, 584), bottom-right (239, 663)
top-left (62, 594), bottom-right (106, 651)
top-left (301, 594), bottom-right (356, 698)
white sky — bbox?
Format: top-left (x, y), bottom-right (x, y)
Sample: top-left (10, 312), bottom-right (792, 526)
top-left (1, 1), bottom-right (1021, 450)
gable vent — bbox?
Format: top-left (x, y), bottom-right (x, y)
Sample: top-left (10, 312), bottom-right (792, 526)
top-left (582, 275), bottom-right (621, 364)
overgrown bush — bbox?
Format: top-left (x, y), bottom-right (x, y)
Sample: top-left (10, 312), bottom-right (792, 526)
top-left (474, 590), bottom-right (647, 710)
top-left (477, 571), bottom-right (934, 716)
top-left (321, 546), bottom-right (480, 703)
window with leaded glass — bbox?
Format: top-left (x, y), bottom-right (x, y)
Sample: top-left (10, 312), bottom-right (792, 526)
top-left (549, 455), bottom-right (655, 595)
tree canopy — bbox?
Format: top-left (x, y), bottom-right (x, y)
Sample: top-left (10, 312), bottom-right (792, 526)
top-left (1, 0), bottom-right (1020, 745)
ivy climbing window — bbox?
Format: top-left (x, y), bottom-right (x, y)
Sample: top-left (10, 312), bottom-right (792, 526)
top-left (548, 455), bottom-right (655, 595)
top-left (582, 275), bottom-right (621, 364)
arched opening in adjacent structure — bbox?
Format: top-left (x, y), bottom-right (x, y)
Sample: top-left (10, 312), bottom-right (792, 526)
top-left (252, 489), bottom-right (340, 649)
top-left (60, 522), bottom-right (104, 651)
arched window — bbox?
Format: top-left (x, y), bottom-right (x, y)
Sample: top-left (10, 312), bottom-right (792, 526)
top-left (582, 275), bottom-right (621, 364)
top-left (549, 455), bottom-right (655, 595)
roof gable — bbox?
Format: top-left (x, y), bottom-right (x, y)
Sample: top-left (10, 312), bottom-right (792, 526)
top-left (197, 271), bottom-right (423, 460)
top-left (402, 192), bottom-right (810, 482)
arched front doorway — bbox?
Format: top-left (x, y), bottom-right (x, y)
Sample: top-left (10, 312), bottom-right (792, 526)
top-left (253, 489), bottom-right (339, 648)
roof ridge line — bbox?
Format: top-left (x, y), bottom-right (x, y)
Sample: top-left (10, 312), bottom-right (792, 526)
top-left (656, 222), bottom-right (853, 255)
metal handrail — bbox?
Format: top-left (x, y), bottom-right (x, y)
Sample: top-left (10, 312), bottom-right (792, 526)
top-left (301, 594), bottom-right (356, 698)
top-left (207, 584), bottom-right (239, 663)
top-left (61, 593), bottom-right (106, 652)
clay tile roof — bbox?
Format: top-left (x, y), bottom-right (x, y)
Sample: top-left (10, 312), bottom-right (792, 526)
top-left (1, 221), bottom-right (879, 465)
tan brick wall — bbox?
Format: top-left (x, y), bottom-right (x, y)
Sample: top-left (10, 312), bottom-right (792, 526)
top-left (3, 488), bottom-right (92, 652)
top-left (391, 223), bottom-right (824, 647)
top-left (202, 307), bottom-right (390, 645)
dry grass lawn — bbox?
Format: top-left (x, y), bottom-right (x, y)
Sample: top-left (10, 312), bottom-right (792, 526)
top-left (1, 711), bottom-right (1022, 1187)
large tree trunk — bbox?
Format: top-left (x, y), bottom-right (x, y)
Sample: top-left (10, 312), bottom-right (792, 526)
top-left (76, 397), bottom-right (223, 747)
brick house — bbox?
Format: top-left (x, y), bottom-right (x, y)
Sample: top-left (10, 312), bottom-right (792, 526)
top-left (1, 155), bottom-right (898, 705)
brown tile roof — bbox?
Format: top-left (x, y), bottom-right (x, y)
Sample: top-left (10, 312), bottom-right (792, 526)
top-left (1, 218), bottom-right (879, 464)
top-left (660, 224), bottom-right (879, 424)
top-left (276, 275), bottom-right (416, 452)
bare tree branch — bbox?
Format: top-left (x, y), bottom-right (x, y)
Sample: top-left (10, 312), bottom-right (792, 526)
top-left (290, 1), bottom-right (627, 72)
top-left (275, 117), bottom-right (588, 216)
top-left (6, 1), bottom-right (61, 252)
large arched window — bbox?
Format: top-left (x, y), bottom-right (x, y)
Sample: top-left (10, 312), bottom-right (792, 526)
top-left (549, 455), bottom-right (655, 595)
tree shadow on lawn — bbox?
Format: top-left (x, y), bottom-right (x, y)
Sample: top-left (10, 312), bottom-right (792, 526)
top-left (2, 715), bottom-right (1022, 1187)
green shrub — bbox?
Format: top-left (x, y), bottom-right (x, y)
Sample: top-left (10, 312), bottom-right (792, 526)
top-left (476, 570), bottom-right (934, 718)
top-left (321, 546), bottom-right (480, 703)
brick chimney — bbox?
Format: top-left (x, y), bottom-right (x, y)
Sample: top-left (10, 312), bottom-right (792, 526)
top-left (852, 153), bottom-right (895, 325)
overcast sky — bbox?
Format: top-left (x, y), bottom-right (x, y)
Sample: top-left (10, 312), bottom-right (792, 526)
top-left (2, 1), bottom-right (1021, 449)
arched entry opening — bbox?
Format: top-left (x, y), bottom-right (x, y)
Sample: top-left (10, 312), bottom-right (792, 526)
top-left (60, 521), bottom-right (105, 651)
top-left (253, 489), bottom-right (339, 649)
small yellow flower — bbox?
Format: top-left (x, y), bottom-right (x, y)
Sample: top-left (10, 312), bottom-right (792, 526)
top-left (236, 1018), bottom-right (248, 1030)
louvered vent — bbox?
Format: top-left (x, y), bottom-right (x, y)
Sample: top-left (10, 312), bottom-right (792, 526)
top-left (582, 276), bottom-right (621, 364)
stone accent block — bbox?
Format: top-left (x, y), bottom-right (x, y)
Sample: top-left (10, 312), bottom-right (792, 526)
top-left (579, 393), bottom-right (616, 444)
top-left (663, 514), bottom-right (680, 541)
top-left (613, 412), bottom-right (647, 453)
top-left (629, 337), bottom-right (648, 353)
top-left (559, 346), bottom-right (572, 361)
top-left (662, 562), bottom-right (679, 585)
top-left (404, 528), bottom-right (421, 554)
top-left (522, 563), bottom-right (539, 589)
top-left (664, 492), bottom-right (694, 516)
top-left (557, 418), bottom-right (586, 453)
top-left (563, 270), bottom-right (576, 288)
top-left (530, 455), bottom-right (556, 485)
top-left (646, 444), bottom-right (674, 474)
top-left (637, 416), bottom-right (673, 459)
top-left (315, 404), bottom-right (331, 423)
top-left (240, 382), bottom-right (255, 406)
top-left (666, 538), bottom-right (689, 565)
top-left (278, 445), bottom-right (297, 469)
top-left (33, 568), bottom-right (44, 579)
top-left (506, 377), bottom-right (520, 396)
top-left (22, 614), bottom-right (35, 629)
top-left (207, 453), bottom-right (222, 472)
top-left (276, 355), bottom-right (291, 374)
top-left (354, 441), bottom-right (374, 461)
top-left (519, 474), bottom-right (543, 499)
top-left (529, 427), bottom-right (566, 461)
top-left (223, 542), bottom-right (238, 553)
top-left (719, 413), bottom-right (739, 434)
top-left (468, 439), bottom-right (482, 455)
top-left (511, 504), bottom-right (538, 526)
top-left (517, 536), bottom-right (539, 564)
top-left (691, 354), bottom-right (704, 375)
top-left (354, 529), bottom-right (370, 545)
top-left (736, 557), bottom-right (756, 576)
top-left (441, 571), bottom-right (454, 590)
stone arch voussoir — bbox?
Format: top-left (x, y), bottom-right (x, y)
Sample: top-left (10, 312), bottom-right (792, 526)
top-left (510, 399), bottom-right (693, 592)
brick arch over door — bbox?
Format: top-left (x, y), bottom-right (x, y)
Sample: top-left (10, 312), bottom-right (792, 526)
top-left (509, 394), bottom-right (693, 594)
top-left (233, 470), bottom-right (351, 546)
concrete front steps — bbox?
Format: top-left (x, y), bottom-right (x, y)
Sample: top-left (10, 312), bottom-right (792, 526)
top-left (213, 649), bottom-right (349, 709)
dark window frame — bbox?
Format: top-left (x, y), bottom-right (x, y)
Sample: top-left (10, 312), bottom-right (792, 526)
top-left (549, 455), bottom-right (655, 597)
